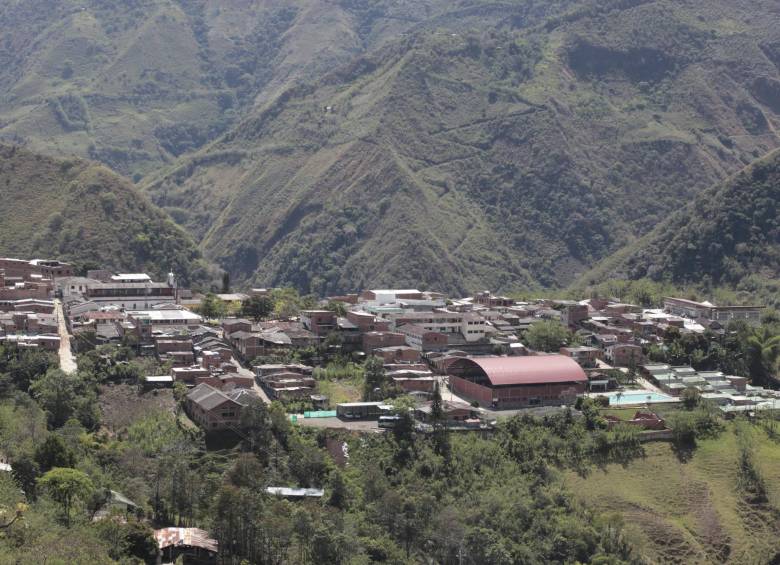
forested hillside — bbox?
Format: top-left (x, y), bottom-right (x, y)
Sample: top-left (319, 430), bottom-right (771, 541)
top-left (146, 0), bottom-right (780, 295)
top-left (581, 149), bottom-right (780, 293)
top-left (0, 145), bottom-right (211, 284)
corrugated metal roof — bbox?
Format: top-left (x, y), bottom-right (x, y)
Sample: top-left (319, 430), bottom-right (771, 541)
top-left (454, 355), bottom-right (587, 386)
top-left (155, 528), bottom-right (218, 552)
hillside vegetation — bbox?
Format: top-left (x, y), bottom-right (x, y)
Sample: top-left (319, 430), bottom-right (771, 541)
top-left (566, 423), bottom-right (780, 564)
top-left (145, 0), bottom-right (780, 295)
top-left (0, 0), bottom-right (573, 181)
top-left (580, 149), bottom-right (780, 296)
top-left (0, 144), bottom-right (210, 284)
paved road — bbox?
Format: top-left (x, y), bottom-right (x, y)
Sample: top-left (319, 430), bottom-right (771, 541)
top-left (54, 299), bottom-right (77, 374)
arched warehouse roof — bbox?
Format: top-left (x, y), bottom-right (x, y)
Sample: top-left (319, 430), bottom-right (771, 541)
top-left (449, 355), bottom-right (587, 386)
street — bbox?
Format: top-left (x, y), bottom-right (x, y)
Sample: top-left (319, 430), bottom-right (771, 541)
top-left (54, 299), bottom-right (77, 374)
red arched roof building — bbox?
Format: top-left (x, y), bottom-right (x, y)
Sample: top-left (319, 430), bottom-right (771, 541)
top-left (448, 355), bottom-right (587, 409)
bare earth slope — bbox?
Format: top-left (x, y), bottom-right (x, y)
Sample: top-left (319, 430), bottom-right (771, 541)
top-left (146, 0), bottom-right (780, 295)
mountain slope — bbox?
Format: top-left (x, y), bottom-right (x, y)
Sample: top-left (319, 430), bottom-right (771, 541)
top-left (579, 148), bottom-right (780, 289)
top-left (0, 0), bottom-right (575, 180)
top-left (146, 0), bottom-right (780, 295)
top-left (0, 144), bottom-right (209, 284)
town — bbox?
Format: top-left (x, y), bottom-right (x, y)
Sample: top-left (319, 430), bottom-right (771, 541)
top-left (1, 256), bottom-right (774, 427)
top-left (1, 255), bottom-right (778, 563)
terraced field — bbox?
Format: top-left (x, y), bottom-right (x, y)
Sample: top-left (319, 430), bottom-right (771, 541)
top-left (565, 425), bottom-right (780, 564)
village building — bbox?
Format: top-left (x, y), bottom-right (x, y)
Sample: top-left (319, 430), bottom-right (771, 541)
top-left (605, 343), bottom-right (643, 367)
top-left (389, 310), bottom-right (487, 343)
top-left (155, 528), bottom-right (218, 565)
top-left (559, 346), bottom-right (601, 368)
top-left (359, 289), bottom-right (424, 303)
top-left (663, 297), bottom-right (764, 326)
top-left (448, 355), bottom-right (587, 409)
top-left (363, 331), bottom-right (406, 353)
top-left (0, 258), bottom-right (72, 280)
top-left (414, 399), bottom-right (477, 424)
top-left (374, 345), bottom-right (421, 364)
top-left (397, 324), bottom-right (448, 352)
top-left (473, 291), bottom-right (514, 308)
top-left (185, 383), bottom-right (249, 431)
top-left (299, 310), bottom-right (337, 336)
top-left (346, 310), bottom-right (392, 332)
top-left (562, 303), bottom-right (590, 327)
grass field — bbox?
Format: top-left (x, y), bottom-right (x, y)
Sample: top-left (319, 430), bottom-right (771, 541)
top-left (315, 378), bottom-right (362, 405)
top-left (565, 423), bottom-right (780, 564)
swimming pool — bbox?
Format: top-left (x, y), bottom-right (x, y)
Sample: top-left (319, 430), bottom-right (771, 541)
top-left (608, 391), bottom-right (677, 406)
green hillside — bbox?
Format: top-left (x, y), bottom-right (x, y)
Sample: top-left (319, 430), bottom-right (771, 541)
top-left (146, 0), bottom-right (780, 295)
top-left (580, 149), bottom-right (780, 293)
top-left (0, 0), bottom-right (574, 181)
top-left (0, 144), bottom-right (211, 285)
top-left (566, 424), bottom-right (780, 564)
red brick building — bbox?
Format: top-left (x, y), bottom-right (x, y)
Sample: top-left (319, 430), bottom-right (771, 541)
top-left (448, 355), bottom-right (587, 409)
top-left (299, 310), bottom-right (337, 336)
top-left (346, 311), bottom-right (391, 332)
top-left (606, 344), bottom-right (643, 367)
top-left (363, 331), bottom-right (406, 353)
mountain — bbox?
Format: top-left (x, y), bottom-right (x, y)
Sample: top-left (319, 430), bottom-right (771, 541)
top-left (0, 144), bottom-right (210, 284)
top-left (145, 0), bottom-right (780, 295)
top-left (579, 148), bottom-right (780, 290)
top-left (0, 0), bottom-right (573, 181)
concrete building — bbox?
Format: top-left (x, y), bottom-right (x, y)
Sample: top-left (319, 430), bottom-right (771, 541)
top-left (390, 310), bottom-right (487, 342)
top-left (397, 324), bottom-right (448, 352)
top-left (663, 297), bottom-right (764, 326)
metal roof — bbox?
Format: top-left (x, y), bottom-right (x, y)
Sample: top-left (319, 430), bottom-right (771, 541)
top-left (266, 487), bottom-right (324, 498)
top-left (452, 355), bottom-right (587, 386)
top-left (155, 528), bottom-right (218, 553)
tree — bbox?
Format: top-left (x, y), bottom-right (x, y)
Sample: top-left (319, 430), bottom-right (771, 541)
top-left (327, 469), bottom-right (348, 509)
top-left (11, 455), bottom-right (40, 500)
top-left (680, 387), bottom-right (701, 410)
top-left (0, 502), bottom-right (26, 531)
top-left (430, 382), bottom-right (451, 460)
top-left (326, 301), bottom-right (348, 317)
top-left (221, 272), bottom-right (231, 293)
top-left (125, 520), bottom-right (159, 563)
top-left (524, 320), bottom-right (572, 352)
top-left (198, 293), bottom-right (227, 320)
top-left (241, 295), bottom-right (273, 321)
top-left (363, 356), bottom-right (386, 400)
top-left (239, 397), bottom-right (272, 462)
top-left (745, 326), bottom-right (780, 386)
top-left (38, 467), bottom-right (94, 526)
top-left (626, 353), bottom-right (638, 384)
top-left (35, 434), bottom-right (76, 472)
top-left (30, 369), bottom-right (96, 429)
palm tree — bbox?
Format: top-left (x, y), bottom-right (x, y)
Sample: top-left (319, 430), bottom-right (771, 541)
top-left (745, 327), bottom-right (780, 387)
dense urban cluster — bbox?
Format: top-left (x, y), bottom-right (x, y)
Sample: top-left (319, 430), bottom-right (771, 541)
top-left (0, 255), bottom-right (779, 564)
